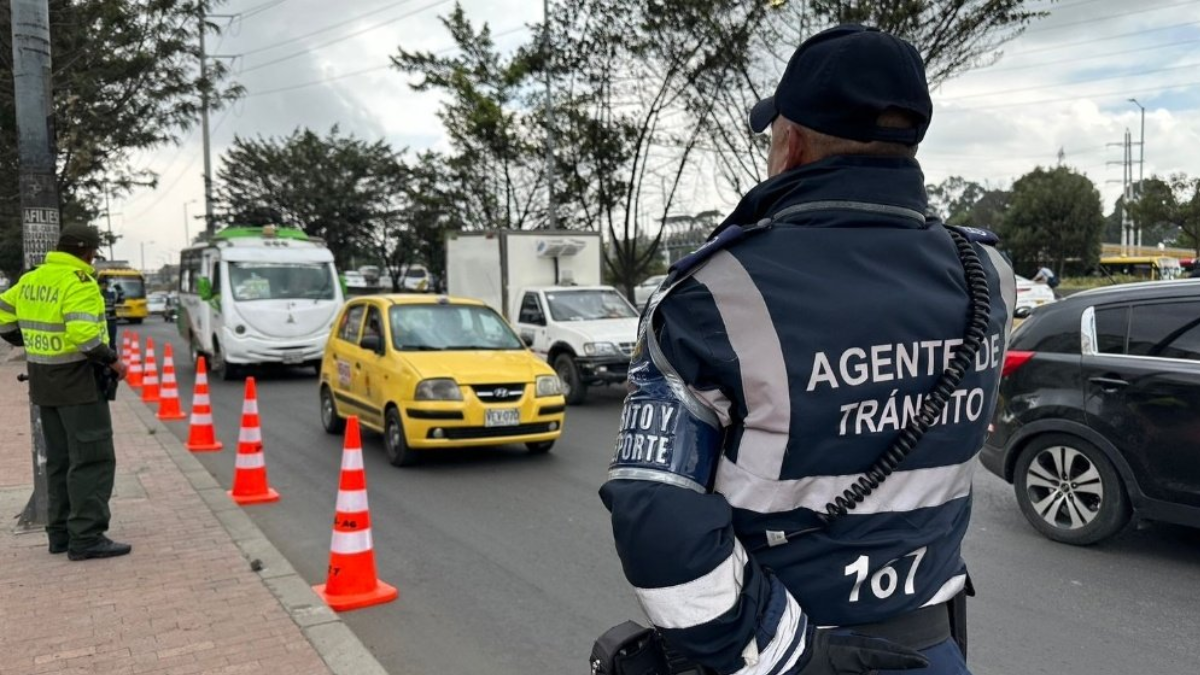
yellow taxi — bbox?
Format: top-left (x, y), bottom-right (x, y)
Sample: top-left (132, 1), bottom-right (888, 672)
top-left (318, 294), bottom-right (566, 466)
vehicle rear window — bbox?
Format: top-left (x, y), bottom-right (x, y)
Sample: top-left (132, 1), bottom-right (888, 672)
top-left (1128, 301), bottom-right (1200, 362)
top-left (1094, 306), bottom-right (1128, 355)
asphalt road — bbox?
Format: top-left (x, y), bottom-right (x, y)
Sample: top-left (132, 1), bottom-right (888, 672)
top-left (134, 321), bottom-right (1200, 675)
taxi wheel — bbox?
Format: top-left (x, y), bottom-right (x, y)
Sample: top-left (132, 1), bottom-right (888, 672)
top-left (526, 441), bottom-right (555, 454)
top-left (384, 407), bottom-right (420, 467)
top-left (320, 386), bottom-right (344, 435)
top-left (554, 354), bottom-right (587, 406)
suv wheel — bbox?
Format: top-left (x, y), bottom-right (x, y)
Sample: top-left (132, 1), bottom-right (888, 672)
top-left (1013, 434), bottom-right (1131, 545)
top-left (554, 354), bottom-right (587, 406)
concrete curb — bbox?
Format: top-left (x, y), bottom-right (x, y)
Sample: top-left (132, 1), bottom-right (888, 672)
top-left (123, 390), bottom-right (389, 675)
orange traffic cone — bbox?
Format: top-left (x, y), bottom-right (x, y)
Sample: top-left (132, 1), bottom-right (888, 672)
top-left (186, 356), bottom-right (223, 452)
top-left (141, 337), bottom-right (160, 403)
top-left (120, 332), bottom-right (131, 367)
top-left (127, 334), bottom-right (143, 389)
top-left (156, 343), bottom-right (187, 421)
top-left (228, 377), bottom-right (279, 505)
top-left (313, 416), bottom-right (398, 612)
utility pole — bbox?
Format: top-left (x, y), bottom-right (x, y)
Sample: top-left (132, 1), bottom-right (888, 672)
top-left (9, 0), bottom-right (57, 532)
top-left (1129, 99), bottom-right (1146, 249)
top-left (543, 0), bottom-right (557, 230)
top-left (103, 177), bottom-right (114, 259)
top-left (198, 8), bottom-right (215, 237)
top-left (1124, 130), bottom-right (1133, 255)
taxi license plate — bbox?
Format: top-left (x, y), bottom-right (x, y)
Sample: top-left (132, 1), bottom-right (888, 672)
top-left (282, 353), bottom-right (304, 365)
top-left (485, 409), bottom-right (521, 427)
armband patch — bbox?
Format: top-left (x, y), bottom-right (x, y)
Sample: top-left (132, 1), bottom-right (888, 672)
top-left (607, 331), bottom-right (724, 493)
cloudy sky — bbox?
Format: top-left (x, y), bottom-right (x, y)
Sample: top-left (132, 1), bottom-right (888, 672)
top-left (107, 0), bottom-right (1200, 266)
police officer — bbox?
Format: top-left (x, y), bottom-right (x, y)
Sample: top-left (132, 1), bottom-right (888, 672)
top-left (0, 224), bottom-right (133, 561)
top-left (601, 25), bottom-right (1015, 675)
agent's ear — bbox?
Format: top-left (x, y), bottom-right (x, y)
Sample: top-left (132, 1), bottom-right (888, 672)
top-left (786, 123), bottom-right (808, 167)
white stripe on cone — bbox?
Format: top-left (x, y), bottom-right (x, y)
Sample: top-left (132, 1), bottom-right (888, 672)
top-left (143, 376), bottom-right (158, 384)
top-left (330, 529), bottom-right (373, 555)
top-left (235, 453), bottom-right (266, 469)
top-left (194, 394), bottom-right (210, 406)
top-left (239, 426), bottom-right (262, 444)
top-left (190, 413), bottom-right (213, 425)
top-left (242, 399), bottom-right (259, 415)
top-left (197, 373), bottom-right (209, 386)
top-left (161, 389), bottom-right (178, 400)
top-left (336, 489), bottom-right (369, 514)
top-left (163, 373), bottom-right (176, 384)
top-left (341, 450), bottom-right (364, 471)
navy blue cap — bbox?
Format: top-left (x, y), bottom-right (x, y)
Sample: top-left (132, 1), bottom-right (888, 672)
top-left (749, 24), bottom-right (932, 145)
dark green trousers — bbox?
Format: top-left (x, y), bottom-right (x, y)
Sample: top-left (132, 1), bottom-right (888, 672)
top-left (40, 401), bottom-right (115, 550)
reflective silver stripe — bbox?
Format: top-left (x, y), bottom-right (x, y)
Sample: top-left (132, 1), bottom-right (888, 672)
top-left (606, 467), bottom-right (706, 493)
top-left (330, 529), bottom-right (373, 555)
top-left (79, 337), bottom-right (104, 352)
top-left (983, 246), bottom-right (1017, 339)
top-left (923, 574), bottom-right (967, 607)
top-left (190, 413), bottom-right (213, 426)
top-left (19, 320), bottom-right (66, 333)
top-left (336, 489), bottom-right (369, 514)
top-left (0, 299), bottom-right (14, 313)
top-left (26, 352), bottom-right (87, 365)
top-left (643, 283), bottom-right (720, 429)
top-left (0, 323), bottom-right (17, 334)
top-left (235, 453), bottom-right (265, 469)
top-left (342, 449), bottom-right (364, 471)
top-left (729, 588), bottom-right (807, 675)
top-left (634, 540), bottom-right (748, 630)
top-left (63, 312), bottom-right (102, 323)
top-left (715, 457), bottom-right (976, 515)
top-left (772, 200), bottom-right (927, 225)
top-left (239, 426), bottom-right (262, 444)
top-left (694, 251), bottom-right (791, 479)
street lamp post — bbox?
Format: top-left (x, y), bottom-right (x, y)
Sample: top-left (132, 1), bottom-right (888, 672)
top-left (140, 240), bottom-right (155, 272)
top-left (183, 200), bottom-right (198, 246)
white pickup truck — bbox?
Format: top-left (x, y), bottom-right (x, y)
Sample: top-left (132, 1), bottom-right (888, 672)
top-left (446, 230), bottom-right (639, 404)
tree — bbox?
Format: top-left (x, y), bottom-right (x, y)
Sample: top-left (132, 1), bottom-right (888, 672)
top-left (1001, 166), bottom-right (1104, 276)
top-left (215, 127), bottom-right (406, 270)
top-left (392, 3), bottom-right (542, 231)
top-left (927, 176), bottom-right (986, 223)
top-left (0, 0), bottom-right (242, 281)
top-left (1127, 174), bottom-right (1200, 255)
top-left (699, 0), bottom-right (1050, 197)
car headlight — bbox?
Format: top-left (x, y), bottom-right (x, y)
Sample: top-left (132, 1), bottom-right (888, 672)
top-left (584, 342), bottom-right (620, 356)
top-left (415, 378), bottom-right (463, 401)
top-left (536, 375), bottom-right (563, 398)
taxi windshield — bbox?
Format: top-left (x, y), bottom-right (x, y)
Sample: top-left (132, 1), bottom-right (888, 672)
top-left (228, 262), bottom-right (336, 301)
top-left (544, 289), bottom-right (637, 321)
top-left (389, 304), bottom-right (523, 351)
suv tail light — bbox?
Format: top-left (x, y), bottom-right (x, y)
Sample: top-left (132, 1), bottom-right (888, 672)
top-left (1002, 350), bottom-right (1035, 377)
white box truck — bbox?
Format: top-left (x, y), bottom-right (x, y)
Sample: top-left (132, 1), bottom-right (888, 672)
top-left (446, 230), bottom-right (638, 405)
top-left (178, 225), bottom-right (344, 379)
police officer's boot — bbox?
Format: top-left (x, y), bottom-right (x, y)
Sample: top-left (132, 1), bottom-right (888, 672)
top-left (68, 535), bottom-right (132, 561)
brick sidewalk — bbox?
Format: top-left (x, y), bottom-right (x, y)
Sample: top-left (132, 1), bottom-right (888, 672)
top-left (0, 347), bottom-right (344, 675)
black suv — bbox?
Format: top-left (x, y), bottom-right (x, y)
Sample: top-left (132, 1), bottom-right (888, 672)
top-left (981, 279), bottom-right (1200, 545)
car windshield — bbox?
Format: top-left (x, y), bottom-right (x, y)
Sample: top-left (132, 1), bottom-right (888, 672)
top-left (228, 262), bottom-right (336, 301)
top-left (106, 276), bottom-right (145, 299)
top-left (544, 289), bottom-right (637, 321)
top-left (389, 304), bottom-right (523, 351)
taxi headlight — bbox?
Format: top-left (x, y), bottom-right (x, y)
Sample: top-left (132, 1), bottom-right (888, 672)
top-left (536, 375), bottom-right (563, 398)
top-left (584, 342), bottom-right (620, 356)
top-left (415, 378), bottom-right (463, 401)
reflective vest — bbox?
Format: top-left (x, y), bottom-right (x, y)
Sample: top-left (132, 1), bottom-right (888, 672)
top-left (0, 251), bottom-right (111, 406)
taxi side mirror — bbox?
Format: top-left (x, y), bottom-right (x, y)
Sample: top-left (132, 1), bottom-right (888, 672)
top-left (197, 277), bottom-right (213, 301)
top-left (361, 334), bottom-right (384, 355)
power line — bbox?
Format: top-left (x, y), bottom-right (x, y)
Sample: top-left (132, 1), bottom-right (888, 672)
top-left (940, 77), bottom-right (1200, 113)
top-left (239, 0), bottom-right (292, 20)
top-left (244, 24), bottom-right (530, 98)
top-left (240, 0), bottom-right (423, 57)
top-left (999, 19), bottom-right (1200, 58)
top-left (964, 36), bottom-right (1200, 76)
top-left (1022, 0), bottom-right (1200, 35)
top-left (240, 0), bottom-right (453, 74)
top-left (942, 60), bottom-right (1200, 101)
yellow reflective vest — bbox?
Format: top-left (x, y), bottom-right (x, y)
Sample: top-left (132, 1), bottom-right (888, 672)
top-left (0, 251), bottom-right (117, 406)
